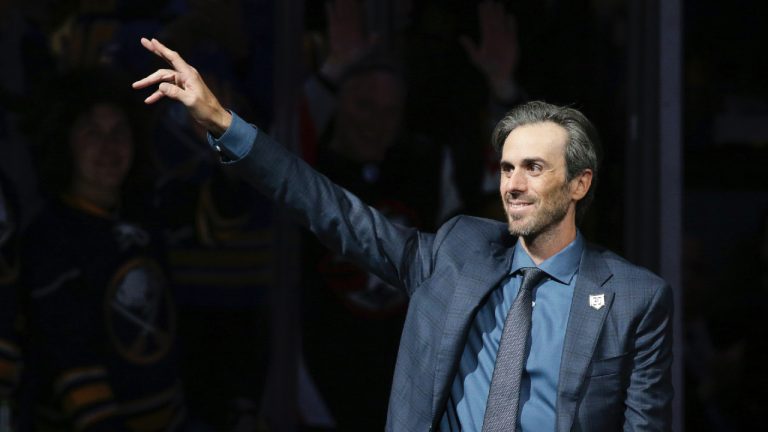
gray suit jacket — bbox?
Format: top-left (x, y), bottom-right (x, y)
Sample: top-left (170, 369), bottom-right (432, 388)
top-left (225, 128), bottom-right (673, 431)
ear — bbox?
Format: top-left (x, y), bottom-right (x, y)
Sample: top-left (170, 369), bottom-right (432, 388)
top-left (569, 169), bottom-right (593, 201)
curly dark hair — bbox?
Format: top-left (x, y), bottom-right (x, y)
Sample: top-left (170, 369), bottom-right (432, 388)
top-left (28, 67), bottom-right (155, 206)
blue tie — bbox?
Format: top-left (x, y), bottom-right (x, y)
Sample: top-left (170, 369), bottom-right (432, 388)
top-left (482, 267), bottom-right (547, 432)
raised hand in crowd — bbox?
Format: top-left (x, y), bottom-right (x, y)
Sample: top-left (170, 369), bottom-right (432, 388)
top-left (460, 0), bottom-right (520, 102)
top-left (322, 0), bottom-right (379, 82)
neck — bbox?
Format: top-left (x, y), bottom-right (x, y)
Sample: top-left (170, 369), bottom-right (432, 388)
top-left (519, 217), bottom-right (578, 265)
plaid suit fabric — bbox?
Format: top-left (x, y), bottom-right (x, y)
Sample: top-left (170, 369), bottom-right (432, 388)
top-left (227, 130), bottom-right (673, 432)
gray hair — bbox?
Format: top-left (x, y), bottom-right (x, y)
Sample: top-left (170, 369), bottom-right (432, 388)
top-left (491, 101), bottom-right (602, 221)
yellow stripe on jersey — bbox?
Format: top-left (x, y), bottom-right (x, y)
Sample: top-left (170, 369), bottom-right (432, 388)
top-left (62, 382), bottom-right (115, 415)
top-left (54, 366), bottom-right (108, 396)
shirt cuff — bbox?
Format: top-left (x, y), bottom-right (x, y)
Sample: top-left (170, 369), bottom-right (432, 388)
top-left (207, 111), bottom-right (258, 161)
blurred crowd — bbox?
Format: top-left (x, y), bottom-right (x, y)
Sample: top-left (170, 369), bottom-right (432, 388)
top-left (0, 0), bottom-right (765, 431)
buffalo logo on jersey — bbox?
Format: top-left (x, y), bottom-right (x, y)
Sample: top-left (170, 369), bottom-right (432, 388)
top-left (106, 258), bottom-right (175, 364)
top-left (113, 222), bottom-right (151, 251)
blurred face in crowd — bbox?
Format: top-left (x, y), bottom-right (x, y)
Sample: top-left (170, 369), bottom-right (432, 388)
top-left (334, 70), bottom-right (404, 162)
top-left (499, 122), bottom-right (587, 241)
top-left (69, 103), bottom-right (134, 195)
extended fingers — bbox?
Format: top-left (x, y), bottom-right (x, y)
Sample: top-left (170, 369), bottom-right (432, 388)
top-left (132, 68), bottom-right (177, 89)
top-left (144, 89), bottom-right (165, 104)
top-left (140, 37), bottom-right (192, 72)
top-left (139, 80), bottom-right (188, 105)
top-left (140, 37), bottom-right (167, 63)
top-left (479, 1), bottom-right (505, 41)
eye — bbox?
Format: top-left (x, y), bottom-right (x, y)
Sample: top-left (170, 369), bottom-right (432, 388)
top-left (525, 161), bottom-right (544, 177)
top-left (500, 163), bottom-right (513, 176)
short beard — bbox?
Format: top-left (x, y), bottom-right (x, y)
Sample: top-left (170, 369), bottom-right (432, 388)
top-left (506, 183), bottom-right (571, 239)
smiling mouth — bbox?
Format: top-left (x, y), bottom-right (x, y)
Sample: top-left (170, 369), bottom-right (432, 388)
top-left (506, 201), bottom-right (533, 209)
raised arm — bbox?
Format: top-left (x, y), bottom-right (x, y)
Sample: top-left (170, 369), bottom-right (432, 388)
top-left (133, 39), bottom-right (435, 293)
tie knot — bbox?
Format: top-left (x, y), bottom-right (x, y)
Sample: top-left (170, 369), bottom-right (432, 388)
top-left (518, 267), bottom-right (547, 292)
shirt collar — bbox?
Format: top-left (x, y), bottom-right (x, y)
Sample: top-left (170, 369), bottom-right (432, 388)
top-left (510, 231), bottom-right (585, 285)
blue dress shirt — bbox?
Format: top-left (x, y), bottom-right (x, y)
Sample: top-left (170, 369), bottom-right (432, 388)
top-left (208, 111), bottom-right (257, 161)
top-left (441, 234), bottom-right (584, 431)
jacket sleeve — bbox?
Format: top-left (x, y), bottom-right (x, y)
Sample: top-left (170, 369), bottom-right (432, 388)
top-left (623, 281), bottom-right (674, 431)
top-left (217, 115), bottom-right (437, 295)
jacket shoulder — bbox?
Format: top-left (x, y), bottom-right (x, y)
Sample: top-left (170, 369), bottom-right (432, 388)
top-left (436, 215), bottom-right (511, 245)
top-left (588, 244), bottom-right (669, 293)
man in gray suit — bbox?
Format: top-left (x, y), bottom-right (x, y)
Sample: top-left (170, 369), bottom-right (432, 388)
top-left (135, 38), bottom-right (673, 431)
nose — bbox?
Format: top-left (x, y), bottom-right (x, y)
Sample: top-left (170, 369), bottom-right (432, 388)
top-left (502, 169), bottom-right (527, 195)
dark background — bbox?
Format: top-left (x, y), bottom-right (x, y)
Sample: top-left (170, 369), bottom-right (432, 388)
top-left (1, 0), bottom-right (767, 430)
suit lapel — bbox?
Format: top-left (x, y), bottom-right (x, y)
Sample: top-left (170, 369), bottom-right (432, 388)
top-left (555, 246), bottom-right (614, 432)
top-left (430, 239), bottom-right (515, 418)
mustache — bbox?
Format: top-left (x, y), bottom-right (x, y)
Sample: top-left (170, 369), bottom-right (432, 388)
top-left (504, 193), bottom-right (537, 203)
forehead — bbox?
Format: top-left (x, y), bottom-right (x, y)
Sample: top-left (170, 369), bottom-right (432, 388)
top-left (74, 103), bottom-right (128, 128)
top-left (501, 121), bottom-right (568, 162)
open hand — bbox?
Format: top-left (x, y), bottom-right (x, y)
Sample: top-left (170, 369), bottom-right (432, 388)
top-left (460, 1), bottom-right (519, 100)
top-left (132, 38), bottom-right (232, 136)
top-left (322, 0), bottom-right (378, 81)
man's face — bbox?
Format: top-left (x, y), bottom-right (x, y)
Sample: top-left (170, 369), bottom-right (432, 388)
top-left (69, 103), bottom-right (134, 191)
top-left (335, 70), bottom-right (404, 162)
top-left (499, 121), bottom-right (576, 239)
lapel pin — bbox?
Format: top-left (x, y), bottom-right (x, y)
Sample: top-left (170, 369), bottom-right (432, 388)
top-left (589, 294), bottom-right (605, 310)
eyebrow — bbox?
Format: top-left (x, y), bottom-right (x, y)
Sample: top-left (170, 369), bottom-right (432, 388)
top-left (500, 157), bottom-right (548, 167)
